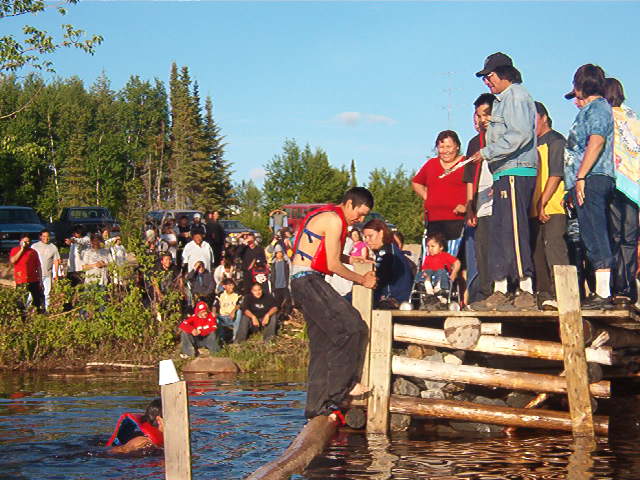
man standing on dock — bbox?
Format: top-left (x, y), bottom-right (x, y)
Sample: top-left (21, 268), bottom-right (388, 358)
top-left (290, 187), bottom-right (377, 422)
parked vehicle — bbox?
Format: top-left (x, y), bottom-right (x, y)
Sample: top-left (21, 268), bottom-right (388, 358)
top-left (146, 210), bottom-right (203, 228)
top-left (220, 219), bottom-right (258, 240)
top-left (51, 207), bottom-right (119, 245)
top-left (281, 203), bottom-right (329, 234)
top-left (0, 206), bottom-right (49, 252)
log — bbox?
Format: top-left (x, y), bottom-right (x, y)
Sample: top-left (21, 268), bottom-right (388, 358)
top-left (392, 356), bottom-right (610, 398)
top-left (393, 323), bottom-right (612, 365)
top-left (389, 395), bottom-right (608, 435)
top-left (555, 265), bottom-right (595, 438)
top-left (443, 317), bottom-right (481, 349)
top-left (245, 416), bottom-right (338, 480)
top-left (367, 310), bottom-right (393, 434)
top-left (481, 323), bottom-right (502, 336)
top-left (85, 362), bottom-right (155, 369)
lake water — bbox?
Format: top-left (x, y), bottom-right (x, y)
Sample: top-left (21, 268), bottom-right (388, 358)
top-left (1, 372), bottom-right (639, 479)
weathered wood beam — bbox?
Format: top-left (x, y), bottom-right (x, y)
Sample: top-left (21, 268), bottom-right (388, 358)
top-left (389, 395), bottom-right (608, 435)
top-left (391, 356), bottom-right (610, 398)
top-left (393, 323), bottom-right (612, 365)
top-left (367, 310), bottom-right (393, 434)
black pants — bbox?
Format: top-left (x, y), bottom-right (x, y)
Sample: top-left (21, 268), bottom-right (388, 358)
top-left (273, 287), bottom-right (292, 317)
top-left (609, 189), bottom-right (639, 302)
top-left (489, 175), bottom-right (535, 282)
top-left (236, 314), bottom-right (278, 342)
top-left (291, 273), bottom-right (368, 418)
top-left (530, 214), bottom-right (570, 298)
top-left (23, 281), bottom-right (45, 312)
top-left (474, 215), bottom-right (493, 300)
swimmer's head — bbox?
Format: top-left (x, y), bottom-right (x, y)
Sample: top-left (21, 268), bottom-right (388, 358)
top-left (141, 398), bottom-right (163, 431)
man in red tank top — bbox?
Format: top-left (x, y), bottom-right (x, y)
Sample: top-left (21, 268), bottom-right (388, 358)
top-left (291, 187), bottom-right (377, 422)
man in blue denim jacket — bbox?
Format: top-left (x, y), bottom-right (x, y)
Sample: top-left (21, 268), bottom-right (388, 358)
top-left (469, 53), bottom-right (538, 311)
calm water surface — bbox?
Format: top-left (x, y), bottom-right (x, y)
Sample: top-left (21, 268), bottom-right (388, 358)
top-left (0, 372), bottom-right (639, 479)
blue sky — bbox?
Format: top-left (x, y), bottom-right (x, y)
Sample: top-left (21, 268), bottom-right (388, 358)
top-left (5, 1), bottom-right (640, 185)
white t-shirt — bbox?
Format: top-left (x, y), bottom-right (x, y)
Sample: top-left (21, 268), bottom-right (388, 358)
top-left (182, 240), bottom-right (215, 273)
top-left (476, 161), bottom-right (494, 218)
top-left (31, 241), bottom-right (60, 279)
top-left (68, 236), bottom-right (90, 272)
top-left (82, 247), bottom-right (112, 285)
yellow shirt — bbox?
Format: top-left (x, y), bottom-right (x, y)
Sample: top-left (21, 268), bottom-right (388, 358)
top-left (531, 130), bottom-right (566, 217)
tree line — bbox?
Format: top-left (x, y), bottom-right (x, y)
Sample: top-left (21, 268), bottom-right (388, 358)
top-left (0, 63), bottom-right (233, 228)
top-left (237, 139), bottom-right (424, 242)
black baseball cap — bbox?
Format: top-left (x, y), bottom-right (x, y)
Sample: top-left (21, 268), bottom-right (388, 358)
top-left (476, 52), bottom-right (513, 77)
top-left (564, 89), bottom-right (576, 100)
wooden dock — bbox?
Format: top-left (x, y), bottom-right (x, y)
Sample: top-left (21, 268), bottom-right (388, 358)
top-left (358, 264), bottom-right (640, 438)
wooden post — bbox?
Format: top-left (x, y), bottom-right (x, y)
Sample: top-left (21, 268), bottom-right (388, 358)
top-left (352, 262), bottom-right (374, 399)
top-left (159, 360), bottom-right (192, 480)
top-left (367, 310), bottom-right (393, 434)
top-left (554, 265), bottom-right (595, 438)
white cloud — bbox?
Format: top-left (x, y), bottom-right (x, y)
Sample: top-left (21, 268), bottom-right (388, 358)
top-left (249, 167), bottom-right (266, 181)
top-left (333, 111), bottom-right (397, 127)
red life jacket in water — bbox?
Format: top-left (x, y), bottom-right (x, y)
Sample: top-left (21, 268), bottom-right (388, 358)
top-left (106, 413), bottom-right (164, 448)
top-left (293, 204), bottom-right (348, 276)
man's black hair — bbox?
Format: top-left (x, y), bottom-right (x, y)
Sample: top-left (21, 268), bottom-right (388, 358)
top-left (73, 225), bottom-right (84, 235)
top-left (341, 187), bottom-right (374, 209)
top-left (573, 64), bottom-right (605, 98)
top-left (534, 101), bottom-right (553, 128)
top-left (221, 278), bottom-right (236, 286)
top-left (473, 93), bottom-right (496, 109)
top-left (493, 65), bottom-right (522, 84)
top-left (604, 77), bottom-right (625, 108)
top-left (160, 252), bottom-right (173, 261)
top-left (141, 398), bottom-right (162, 427)
top-left (40, 228), bottom-right (50, 235)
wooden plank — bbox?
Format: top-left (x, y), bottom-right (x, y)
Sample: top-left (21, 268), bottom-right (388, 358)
top-left (366, 310), bottom-right (393, 434)
top-left (391, 356), bottom-right (610, 398)
top-left (245, 416), bottom-right (338, 480)
top-left (351, 262), bottom-right (374, 406)
top-left (554, 265), bottom-right (595, 438)
top-left (161, 381), bottom-right (192, 480)
top-left (393, 323), bottom-right (612, 365)
top-left (391, 309), bottom-right (637, 319)
top-left (389, 395), bottom-right (608, 435)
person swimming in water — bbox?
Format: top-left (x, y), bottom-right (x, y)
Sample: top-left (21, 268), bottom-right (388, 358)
top-left (107, 398), bottom-right (164, 454)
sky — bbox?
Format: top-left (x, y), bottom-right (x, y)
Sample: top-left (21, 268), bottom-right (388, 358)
top-left (5, 1), bottom-right (640, 185)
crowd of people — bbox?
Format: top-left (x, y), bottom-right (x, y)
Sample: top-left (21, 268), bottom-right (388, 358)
top-left (409, 53), bottom-right (640, 312)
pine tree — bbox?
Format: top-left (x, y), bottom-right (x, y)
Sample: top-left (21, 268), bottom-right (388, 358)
top-left (350, 159), bottom-right (357, 187)
top-left (203, 96), bottom-right (232, 212)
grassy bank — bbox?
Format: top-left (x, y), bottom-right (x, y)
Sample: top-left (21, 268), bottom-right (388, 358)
top-left (0, 262), bottom-right (309, 372)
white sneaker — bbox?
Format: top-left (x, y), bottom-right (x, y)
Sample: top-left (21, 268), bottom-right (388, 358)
top-left (424, 280), bottom-right (434, 295)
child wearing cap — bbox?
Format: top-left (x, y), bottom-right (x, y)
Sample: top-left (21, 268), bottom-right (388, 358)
top-left (178, 301), bottom-right (219, 358)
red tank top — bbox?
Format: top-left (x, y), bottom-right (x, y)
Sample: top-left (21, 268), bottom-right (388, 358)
top-left (293, 205), bottom-right (348, 275)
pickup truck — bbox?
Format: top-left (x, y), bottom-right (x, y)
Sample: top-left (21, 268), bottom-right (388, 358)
top-left (51, 207), bottom-right (120, 245)
top-left (0, 206), bottom-right (48, 252)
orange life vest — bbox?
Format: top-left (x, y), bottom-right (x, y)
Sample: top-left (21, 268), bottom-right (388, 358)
top-left (106, 413), bottom-right (164, 448)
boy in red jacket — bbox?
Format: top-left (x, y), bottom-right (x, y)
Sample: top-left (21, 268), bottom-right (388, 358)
top-left (179, 301), bottom-right (219, 358)
top-left (420, 233), bottom-right (461, 298)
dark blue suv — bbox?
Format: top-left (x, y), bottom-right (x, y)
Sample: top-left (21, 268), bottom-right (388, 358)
top-left (0, 206), bottom-right (48, 252)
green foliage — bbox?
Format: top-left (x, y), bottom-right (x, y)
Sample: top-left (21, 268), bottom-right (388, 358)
top-left (262, 139), bottom-right (350, 211)
top-left (232, 179), bottom-right (269, 239)
top-left (366, 165), bottom-right (424, 242)
top-left (0, 269), bottom-right (181, 368)
top-left (0, 0), bottom-right (103, 75)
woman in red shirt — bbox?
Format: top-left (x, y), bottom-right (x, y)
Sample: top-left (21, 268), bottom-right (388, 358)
top-left (412, 130), bottom-right (467, 240)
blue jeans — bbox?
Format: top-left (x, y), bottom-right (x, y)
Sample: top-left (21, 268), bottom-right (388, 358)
top-left (180, 330), bottom-right (219, 356)
top-left (217, 311), bottom-right (243, 342)
top-left (571, 175), bottom-right (614, 270)
top-left (419, 269), bottom-right (450, 292)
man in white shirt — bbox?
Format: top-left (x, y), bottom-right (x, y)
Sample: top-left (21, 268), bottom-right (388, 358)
top-left (65, 226), bottom-right (90, 286)
top-left (82, 234), bottom-right (112, 286)
top-left (31, 229), bottom-right (60, 310)
top-left (182, 231), bottom-right (215, 273)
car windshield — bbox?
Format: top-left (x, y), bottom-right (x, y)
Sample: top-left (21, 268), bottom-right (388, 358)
top-left (0, 209), bottom-right (41, 224)
top-left (69, 208), bottom-right (110, 220)
top-left (222, 220), bottom-right (243, 229)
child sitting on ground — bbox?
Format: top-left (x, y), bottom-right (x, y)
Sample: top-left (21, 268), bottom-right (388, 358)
top-left (216, 278), bottom-right (242, 343)
top-left (107, 398), bottom-right (164, 454)
top-left (178, 301), bottom-right (219, 358)
top-left (420, 233), bottom-right (461, 298)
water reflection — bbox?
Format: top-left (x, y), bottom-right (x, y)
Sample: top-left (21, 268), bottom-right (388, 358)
top-left (0, 373), bottom-right (639, 479)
